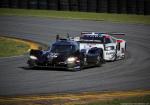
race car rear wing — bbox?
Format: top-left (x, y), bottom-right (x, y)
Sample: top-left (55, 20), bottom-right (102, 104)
top-left (81, 32), bottom-right (100, 36)
top-left (81, 32), bottom-right (125, 36)
top-left (109, 32), bottom-right (125, 36)
top-left (109, 33), bottom-right (125, 39)
top-left (109, 32), bottom-right (125, 35)
top-left (80, 32), bottom-right (104, 43)
top-left (81, 32), bottom-right (125, 39)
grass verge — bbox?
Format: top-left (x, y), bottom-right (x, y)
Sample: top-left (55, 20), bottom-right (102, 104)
top-left (0, 36), bottom-right (39, 57)
top-left (0, 8), bottom-right (150, 24)
top-left (82, 95), bottom-right (150, 105)
top-left (0, 90), bottom-right (150, 105)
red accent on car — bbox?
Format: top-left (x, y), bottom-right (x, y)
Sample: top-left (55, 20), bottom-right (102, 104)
top-left (104, 35), bottom-right (110, 38)
top-left (117, 40), bottom-right (123, 43)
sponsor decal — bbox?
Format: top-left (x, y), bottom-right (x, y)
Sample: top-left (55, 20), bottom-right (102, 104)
top-left (106, 52), bottom-right (115, 55)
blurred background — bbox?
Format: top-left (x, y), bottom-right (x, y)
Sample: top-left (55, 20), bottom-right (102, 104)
top-left (0, 0), bottom-right (150, 15)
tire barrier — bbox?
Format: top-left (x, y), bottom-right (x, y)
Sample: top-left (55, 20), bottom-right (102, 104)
top-left (47, 0), bottom-right (58, 10)
top-left (0, 0), bottom-right (150, 15)
top-left (59, 0), bottom-right (69, 11)
top-left (97, 0), bottom-right (108, 13)
top-left (18, 0), bottom-right (28, 9)
top-left (69, 0), bottom-right (79, 11)
top-left (78, 0), bottom-right (87, 12)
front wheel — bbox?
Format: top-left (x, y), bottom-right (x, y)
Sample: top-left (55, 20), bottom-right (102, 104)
top-left (67, 62), bottom-right (82, 72)
top-left (27, 60), bottom-right (36, 69)
top-left (112, 53), bottom-right (117, 61)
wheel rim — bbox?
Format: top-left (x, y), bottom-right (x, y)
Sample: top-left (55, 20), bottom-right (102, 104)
top-left (96, 56), bottom-right (101, 65)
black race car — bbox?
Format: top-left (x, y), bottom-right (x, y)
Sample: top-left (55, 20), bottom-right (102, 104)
top-left (27, 38), bottom-right (103, 71)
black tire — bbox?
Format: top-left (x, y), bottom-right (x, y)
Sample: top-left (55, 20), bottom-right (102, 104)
top-left (75, 62), bottom-right (83, 71)
top-left (112, 53), bottom-right (117, 61)
top-left (100, 49), bottom-right (105, 63)
top-left (28, 60), bottom-right (36, 69)
top-left (111, 50), bottom-right (117, 61)
top-left (121, 48), bottom-right (126, 60)
top-left (69, 66), bottom-right (82, 72)
top-left (96, 56), bottom-right (102, 67)
top-left (68, 62), bottom-right (82, 72)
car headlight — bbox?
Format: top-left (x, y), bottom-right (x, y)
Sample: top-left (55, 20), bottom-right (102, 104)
top-left (67, 57), bottom-right (76, 63)
top-left (30, 55), bottom-right (37, 60)
top-left (105, 46), bottom-right (114, 51)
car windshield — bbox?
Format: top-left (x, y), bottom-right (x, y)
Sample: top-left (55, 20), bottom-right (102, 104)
top-left (51, 45), bottom-right (75, 53)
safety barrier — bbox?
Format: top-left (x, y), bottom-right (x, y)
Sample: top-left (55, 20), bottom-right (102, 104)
top-left (0, 0), bottom-right (149, 15)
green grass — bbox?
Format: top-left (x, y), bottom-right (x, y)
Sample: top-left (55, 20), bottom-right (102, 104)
top-left (0, 8), bottom-right (150, 24)
top-left (0, 37), bottom-right (30, 57)
top-left (80, 95), bottom-right (150, 105)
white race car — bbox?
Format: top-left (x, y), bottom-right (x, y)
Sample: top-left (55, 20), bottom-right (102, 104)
top-left (74, 32), bottom-right (126, 61)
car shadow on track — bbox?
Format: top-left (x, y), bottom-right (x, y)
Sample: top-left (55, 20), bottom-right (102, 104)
top-left (20, 66), bottom-right (75, 72)
top-left (19, 65), bottom-right (100, 72)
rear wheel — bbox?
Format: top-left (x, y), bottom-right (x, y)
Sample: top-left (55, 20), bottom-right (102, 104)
top-left (121, 48), bottom-right (126, 59)
top-left (96, 56), bottom-right (102, 67)
top-left (111, 50), bottom-right (117, 61)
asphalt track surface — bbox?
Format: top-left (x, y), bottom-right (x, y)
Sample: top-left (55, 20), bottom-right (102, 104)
top-left (0, 16), bottom-right (150, 96)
